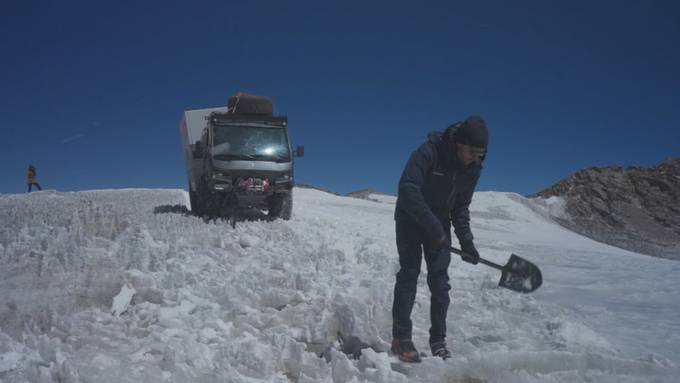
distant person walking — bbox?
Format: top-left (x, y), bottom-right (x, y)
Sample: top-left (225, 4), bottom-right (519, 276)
top-left (27, 165), bottom-right (42, 192)
top-left (391, 116), bottom-right (489, 362)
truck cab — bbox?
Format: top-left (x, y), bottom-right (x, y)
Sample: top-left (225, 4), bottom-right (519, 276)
top-left (180, 94), bottom-right (302, 220)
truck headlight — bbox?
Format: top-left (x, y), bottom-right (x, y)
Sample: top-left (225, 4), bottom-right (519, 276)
top-left (275, 175), bottom-right (293, 189)
top-left (212, 172), bottom-right (231, 181)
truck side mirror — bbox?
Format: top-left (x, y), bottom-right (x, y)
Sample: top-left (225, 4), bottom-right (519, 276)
top-left (295, 145), bottom-right (305, 158)
top-left (192, 142), bottom-right (204, 159)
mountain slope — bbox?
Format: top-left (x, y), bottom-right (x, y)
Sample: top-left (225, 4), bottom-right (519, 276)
top-left (530, 157), bottom-right (680, 259)
top-left (0, 188), bottom-right (678, 382)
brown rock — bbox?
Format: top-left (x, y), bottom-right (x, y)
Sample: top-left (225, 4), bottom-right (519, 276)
top-left (530, 157), bottom-right (680, 260)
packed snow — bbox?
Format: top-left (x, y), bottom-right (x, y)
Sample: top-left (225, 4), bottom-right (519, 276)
top-left (0, 187), bottom-right (678, 382)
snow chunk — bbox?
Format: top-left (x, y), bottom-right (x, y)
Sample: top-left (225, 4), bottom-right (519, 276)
top-left (0, 350), bottom-right (22, 373)
top-left (359, 348), bottom-right (407, 383)
top-left (125, 269), bottom-right (155, 290)
top-left (199, 327), bottom-right (218, 343)
top-left (239, 234), bottom-right (260, 248)
top-left (330, 348), bottom-right (360, 383)
top-left (92, 353), bottom-right (121, 368)
top-left (111, 283), bottom-right (136, 316)
top-left (158, 300), bottom-right (197, 328)
top-left (547, 317), bottom-right (613, 352)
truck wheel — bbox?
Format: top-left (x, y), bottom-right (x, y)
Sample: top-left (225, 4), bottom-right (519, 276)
top-left (189, 190), bottom-right (200, 215)
top-left (269, 193), bottom-right (292, 220)
top-left (192, 179), bottom-right (210, 217)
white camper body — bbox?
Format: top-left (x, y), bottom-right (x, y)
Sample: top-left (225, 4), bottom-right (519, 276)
top-left (180, 107), bottom-right (229, 192)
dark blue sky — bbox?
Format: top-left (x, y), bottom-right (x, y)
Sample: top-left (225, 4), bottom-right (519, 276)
top-left (2, 0), bottom-right (678, 195)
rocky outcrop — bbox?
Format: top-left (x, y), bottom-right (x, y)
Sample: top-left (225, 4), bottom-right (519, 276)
top-left (346, 189), bottom-right (396, 203)
top-left (346, 189), bottom-right (373, 200)
top-left (530, 157), bottom-right (680, 260)
top-left (296, 183), bottom-right (341, 196)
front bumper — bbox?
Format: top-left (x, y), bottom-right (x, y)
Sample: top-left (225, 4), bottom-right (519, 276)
top-left (208, 175), bottom-right (293, 195)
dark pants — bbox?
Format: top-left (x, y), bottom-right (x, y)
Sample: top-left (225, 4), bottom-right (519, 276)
top-left (392, 215), bottom-right (452, 341)
top-left (28, 183), bottom-right (42, 192)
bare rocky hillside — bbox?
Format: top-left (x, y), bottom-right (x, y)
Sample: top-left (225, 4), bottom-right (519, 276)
top-left (531, 157), bottom-right (680, 260)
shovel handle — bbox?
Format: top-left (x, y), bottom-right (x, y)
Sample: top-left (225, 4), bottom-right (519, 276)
top-left (449, 246), bottom-right (504, 271)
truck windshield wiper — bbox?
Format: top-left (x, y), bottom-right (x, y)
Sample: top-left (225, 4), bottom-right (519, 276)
top-left (215, 153), bottom-right (289, 162)
top-left (252, 154), bottom-right (291, 162)
top-left (214, 154), bottom-right (256, 160)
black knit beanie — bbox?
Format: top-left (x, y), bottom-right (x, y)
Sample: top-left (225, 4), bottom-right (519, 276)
top-left (455, 115), bottom-right (488, 148)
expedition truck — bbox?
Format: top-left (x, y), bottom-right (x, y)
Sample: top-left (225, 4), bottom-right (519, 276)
top-left (180, 93), bottom-right (303, 221)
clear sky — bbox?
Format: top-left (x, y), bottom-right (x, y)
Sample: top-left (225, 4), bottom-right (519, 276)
top-left (1, 0), bottom-right (678, 196)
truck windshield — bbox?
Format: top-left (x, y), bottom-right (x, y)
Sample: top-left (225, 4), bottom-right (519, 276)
top-left (212, 125), bottom-right (290, 162)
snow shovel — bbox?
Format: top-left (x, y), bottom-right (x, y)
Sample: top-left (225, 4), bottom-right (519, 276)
top-left (449, 247), bottom-right (543, 293)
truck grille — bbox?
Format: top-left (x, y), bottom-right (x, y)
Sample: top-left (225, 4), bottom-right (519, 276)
top-left (236, 177), bottom-right (271, 193)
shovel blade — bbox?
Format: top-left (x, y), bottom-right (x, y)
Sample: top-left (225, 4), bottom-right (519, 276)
top-left (499, 254), bottom-right (543, 293)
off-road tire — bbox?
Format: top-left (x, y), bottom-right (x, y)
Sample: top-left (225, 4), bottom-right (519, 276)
top-left (189, 189), bottom-right (201, 216)
top-left (268, 192), bottom-right (292, 220)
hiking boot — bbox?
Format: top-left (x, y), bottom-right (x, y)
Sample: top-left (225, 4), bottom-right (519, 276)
top-left (390, 338), bottom-right (422, 363)
top-left (430, 338), bottom-right (452, 360)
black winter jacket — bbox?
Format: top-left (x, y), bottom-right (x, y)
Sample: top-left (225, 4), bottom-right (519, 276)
top-left (395, 132), bottom-right (482, 245)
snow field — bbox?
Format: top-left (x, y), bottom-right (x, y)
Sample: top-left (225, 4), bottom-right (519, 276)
top-left (0, 187), bottom-right (678, 382)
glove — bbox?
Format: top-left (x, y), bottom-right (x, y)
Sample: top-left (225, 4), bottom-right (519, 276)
top-left (460, 241), bottom-right (480, 265)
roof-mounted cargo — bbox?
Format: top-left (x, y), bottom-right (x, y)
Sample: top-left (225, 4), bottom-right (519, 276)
top-left (207, 113), bottom-right (288, 127)
top-left (227, 92), bottom-right (273, 116)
